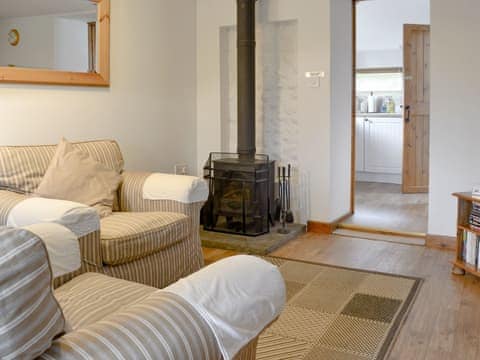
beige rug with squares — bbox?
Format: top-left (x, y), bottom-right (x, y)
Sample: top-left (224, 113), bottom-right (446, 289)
top-left (257, 257), bottom-right (422, 360)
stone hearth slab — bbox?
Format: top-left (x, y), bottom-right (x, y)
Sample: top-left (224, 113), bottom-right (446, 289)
top-left (200, 223), bottom-right (305, 255)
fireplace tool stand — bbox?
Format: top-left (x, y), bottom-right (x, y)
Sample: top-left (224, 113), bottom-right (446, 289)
top-left (278, 165), bottom-right (293, 234)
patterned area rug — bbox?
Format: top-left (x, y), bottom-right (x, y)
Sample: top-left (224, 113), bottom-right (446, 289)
top-left (257, 257), bottom-right (422, 360)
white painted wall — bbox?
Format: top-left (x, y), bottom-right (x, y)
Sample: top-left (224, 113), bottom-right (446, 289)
top-left (429, 0), bottom-right (480, 236)
top-left (197, 0), bottom-right (352, 223)
top-left (0, 16), bottom-right (55, 68)
top-left (218, 21), bottom-right (305, 220)
top-left (54, 18), bottom-right (89, 72)
top-left (356, 0), bottom-right (430, 68)
top-left (0, 0), bottom-right (198, 173)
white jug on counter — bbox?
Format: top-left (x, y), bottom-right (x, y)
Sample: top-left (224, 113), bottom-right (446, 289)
top-left (367, 92), bottom-right (376, 113)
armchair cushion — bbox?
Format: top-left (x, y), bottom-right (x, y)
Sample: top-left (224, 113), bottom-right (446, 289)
top-left (100, 212), bottom-right (190, 265)
top-left (0, 227), bottom-right (65, 360)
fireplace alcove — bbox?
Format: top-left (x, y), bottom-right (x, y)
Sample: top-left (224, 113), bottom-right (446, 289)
top-left (202, 0), bottom-right (301, 237)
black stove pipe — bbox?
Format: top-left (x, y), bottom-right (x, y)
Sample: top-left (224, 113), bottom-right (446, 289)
top-left (237, 0), bottom-right (256, 159)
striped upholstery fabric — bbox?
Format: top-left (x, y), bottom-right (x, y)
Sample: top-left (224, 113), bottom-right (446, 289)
top-left (0, 227), bottom-right (65, 360)
top-left (0, 189), bottom-right (103, 289)
top-left (42, 273), bottom-right (221, 360)
top-left (54, 224), bottom-right (203, 290)
top-left (54, 213), bottom-right (202, 289)
top-left (77, 230), bottom-right (103, 269)
top-left (119, 171), bottom-right (205, 259)
top-left (0, 166), bottom-right (205, 293)
top-left (0, 140), bottom-right (124, 194)
top-left (100, 212), bottom-right (190, 265)
top-left (0, 189), bottom-right (26, 225)
top-left (103, 234), bottom-right (204, 288)
top-left (55, 273), bottom-right (156, 331)
top-left (55, 221), bottom-right (202, 290)
top-left (119, 172), bottom-right (205, 217)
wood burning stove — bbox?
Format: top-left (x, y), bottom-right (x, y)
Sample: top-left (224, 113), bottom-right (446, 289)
top-left (203, 0), bottom-right (275, 236)
top-left (203, 153), bottom-right (274, 236)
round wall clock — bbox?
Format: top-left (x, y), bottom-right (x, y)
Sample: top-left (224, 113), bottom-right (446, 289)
top-left (8, 29), bottom-right (19, 46)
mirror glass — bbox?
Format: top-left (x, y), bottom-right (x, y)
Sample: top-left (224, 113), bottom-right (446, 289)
top-left (0, 0), bottom-right (98, 73)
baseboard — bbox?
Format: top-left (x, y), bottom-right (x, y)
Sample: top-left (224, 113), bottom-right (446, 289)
top-left (338, 223), bottom-right (426, 239)
top-left (426, 234), bottom-right (456, 251)
top-left (307, 212), bottom-right (353, 234)
top-left (334, 228), bottom-right (426, 246)
top-left (307, 221), bottom-right (335, 234)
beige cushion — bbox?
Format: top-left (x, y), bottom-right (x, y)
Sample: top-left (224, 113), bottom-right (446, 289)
top-left (0, 227), bottom-right (65, 359)
top-left (35, 139), bottom-right (122, 217)
top-left (0, 139), bottom-right (124, 194)
top-left (100, 212), bottom-right (190, 265)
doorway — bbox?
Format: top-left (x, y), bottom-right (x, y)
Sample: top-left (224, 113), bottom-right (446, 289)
top-left (341, 0), bottom-right (430, 237)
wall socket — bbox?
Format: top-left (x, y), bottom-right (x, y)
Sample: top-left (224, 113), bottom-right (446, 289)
top-left (174, 164), bottom-right (188, 175)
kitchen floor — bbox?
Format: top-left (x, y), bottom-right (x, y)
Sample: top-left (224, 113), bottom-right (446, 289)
top-left (342, 181), bottom-right (428, 234)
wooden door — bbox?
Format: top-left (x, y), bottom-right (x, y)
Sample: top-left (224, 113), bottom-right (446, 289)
top-left (403, 24), bottom-right (430, 193)
top-left (365, 117), bottom-right (403, 174)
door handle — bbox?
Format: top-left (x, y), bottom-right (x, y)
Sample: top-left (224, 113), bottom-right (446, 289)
top-left (405, 106), bottom-right (411, 123)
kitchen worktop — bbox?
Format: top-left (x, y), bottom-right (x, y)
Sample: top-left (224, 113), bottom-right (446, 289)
top-left (356, 113), bottom-right (402, 118)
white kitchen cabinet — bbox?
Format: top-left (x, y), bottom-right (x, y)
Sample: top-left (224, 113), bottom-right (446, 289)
top-left (355, 117), bottom-right (365, 171)
top-left (364, 117), bottom-right (403, 174)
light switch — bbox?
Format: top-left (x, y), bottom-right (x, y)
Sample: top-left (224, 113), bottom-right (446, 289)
top-left (305, 71), bottom-right (325, 88)
top-left (305, 71), bottom-right (326, 78)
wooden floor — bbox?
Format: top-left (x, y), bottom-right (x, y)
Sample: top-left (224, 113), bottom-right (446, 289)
top-left (203, 233), bottom-right (480, 360)
top-left (342, 182), bottom-right (429, 233)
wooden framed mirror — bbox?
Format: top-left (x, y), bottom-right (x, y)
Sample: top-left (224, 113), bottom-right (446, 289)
top-left (0, 0), bottom-right (110, 87)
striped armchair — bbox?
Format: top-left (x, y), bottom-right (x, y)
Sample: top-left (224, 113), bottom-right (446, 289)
top-left (0, 140), bottom-right (206, 288)
top-left (0, 228), bottom-right (285, 360)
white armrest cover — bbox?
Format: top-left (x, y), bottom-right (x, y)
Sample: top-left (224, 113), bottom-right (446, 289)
top-left (23, 223), bottom-right (81, 278)
top-left (142, 173), bottom-right (209, 203)
top-left (164, 255), bottom-right (286, 360)
top-left (6, 197), bottom-right (100, 238)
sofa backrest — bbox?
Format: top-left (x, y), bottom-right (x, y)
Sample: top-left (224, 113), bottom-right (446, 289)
top-left (0, 140), bottom-right (124, 194)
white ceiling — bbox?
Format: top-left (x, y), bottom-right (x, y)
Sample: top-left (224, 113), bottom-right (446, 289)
top-left (0, 0), bottom-right (95, 19)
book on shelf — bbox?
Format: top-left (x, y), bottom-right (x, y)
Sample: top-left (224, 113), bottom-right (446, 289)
top-left (462, 230), bottom-right (480, 270)
top-left (468, 202), bottom-right (480, 232)
top-left (478, 242), bottom-right (480, 272)
top-left (472, 186), bottom-right (480, 198)
top-left (470, 225), bottom-right (480, 232)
